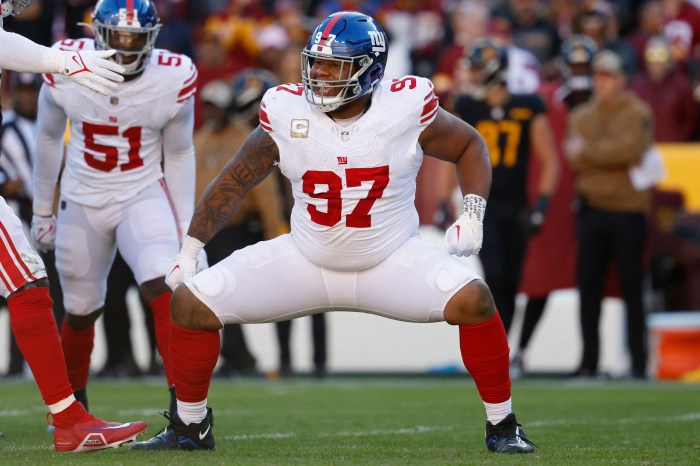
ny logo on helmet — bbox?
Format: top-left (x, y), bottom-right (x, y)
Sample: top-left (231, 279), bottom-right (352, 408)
top-left (369, 31), bottom-right (386, 54)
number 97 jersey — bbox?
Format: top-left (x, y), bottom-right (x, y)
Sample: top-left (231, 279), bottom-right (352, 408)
top-left (260, 75), bottom-right (439, 272)
top-left (41, 39), bottom-right (197, 208)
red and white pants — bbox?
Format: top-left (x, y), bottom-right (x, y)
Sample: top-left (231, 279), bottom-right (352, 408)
top-left (0, 196), bottom-right (46, 298)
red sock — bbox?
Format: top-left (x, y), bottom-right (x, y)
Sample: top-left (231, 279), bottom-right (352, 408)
top-left (170, 322), bottom-right (220, 403)
top-left (8, 287), bottom-right (73, 405)
top-left (51, 400), bottom-right (92, 427)
top-left (60, 319), bottom-right (94, 392)
top-left (150, 291), bottom-right (174, 387)
top-left (458, 312), bottom-right (511, 403)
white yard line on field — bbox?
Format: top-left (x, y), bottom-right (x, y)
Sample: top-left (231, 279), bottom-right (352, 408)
top-left (223, 425), bottom-right (453, 442)
top-left (221, 412), bottom-right (700, 442)
top-left (528, 412), bottom-right (700, 427)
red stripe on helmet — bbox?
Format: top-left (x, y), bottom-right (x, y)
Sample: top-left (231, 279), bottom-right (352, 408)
top-left (319, 13), bottom-right (346, 46)
top-left (126, 0), bottom-right (135, 22)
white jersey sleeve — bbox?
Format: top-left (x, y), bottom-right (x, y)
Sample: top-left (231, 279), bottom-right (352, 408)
top-left (162, 97), bottom-right (196, 233)
top-left (39, 41), bottom-right (197, 208)
top-left (260, 76), bottom-right (439, 271)
top-left (33, 84), bottom-right (69, 215)
top-left (0, 28), bottom-right (64, 74)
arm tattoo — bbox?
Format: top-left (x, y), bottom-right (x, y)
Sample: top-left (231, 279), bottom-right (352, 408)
top-left (189, 126), bottom-right (279, 243)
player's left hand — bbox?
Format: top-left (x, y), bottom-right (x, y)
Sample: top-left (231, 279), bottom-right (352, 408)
top-left (58, 50), bottom-right (126, 96)
top-left (444, 194), bottom-right (486, 257)
top-left (444, 213), bottom-right (483, 257)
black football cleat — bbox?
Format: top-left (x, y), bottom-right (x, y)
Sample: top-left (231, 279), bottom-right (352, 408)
top-left (131, 408), bottom-right (215, 451)
top-left (485, 413), bottom-right (536, 453)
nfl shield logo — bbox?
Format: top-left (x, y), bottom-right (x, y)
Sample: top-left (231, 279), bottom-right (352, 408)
top-left (110, 96), bottom-right (119, 106)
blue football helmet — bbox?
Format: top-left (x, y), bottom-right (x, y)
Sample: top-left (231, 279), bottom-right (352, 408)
top-left (301, 11), bottom-right (388, 112)
top-left (92, 0), bottom-right (161, 76)
top-left (2, 0), bottom-right (32, 17)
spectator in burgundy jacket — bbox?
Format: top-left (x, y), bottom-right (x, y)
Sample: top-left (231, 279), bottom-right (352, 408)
top-left (631, 36), bottom-right (697, 142)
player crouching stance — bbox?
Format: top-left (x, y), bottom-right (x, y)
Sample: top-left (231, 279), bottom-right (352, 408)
top-left (132, 12), bottom-right (535, 454)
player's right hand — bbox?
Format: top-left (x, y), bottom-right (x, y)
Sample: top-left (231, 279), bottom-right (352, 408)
top-left (165, 254), bottom-right (197, 291)
top-left (165, 235), bottom-right (206, 290)
top-left (59, 50), bottom-right (126, 96)
top-left (31, 214), bottom-right (57, 253)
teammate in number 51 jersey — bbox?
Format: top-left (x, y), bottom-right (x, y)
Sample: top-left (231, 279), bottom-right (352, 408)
top-left (31, 0), bottom-right (203, 418)
top-left (134, 11), bottom-right (536, 454)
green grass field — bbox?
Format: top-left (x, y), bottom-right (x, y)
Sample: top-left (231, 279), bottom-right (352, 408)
top-left (0, 376), bottom-right (698, 465)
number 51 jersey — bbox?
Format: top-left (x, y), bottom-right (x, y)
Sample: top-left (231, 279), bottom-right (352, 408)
top-left (41, 39), bottom-right (197, 208)
top-left (260, 76), bottom-right (439, 272)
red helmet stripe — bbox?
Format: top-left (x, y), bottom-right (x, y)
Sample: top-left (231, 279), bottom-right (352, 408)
top-left (319, 13), bottom-right (346, 46)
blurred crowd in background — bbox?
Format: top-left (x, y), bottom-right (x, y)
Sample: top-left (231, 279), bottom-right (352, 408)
top-left (1, 0), bottom-right (700, 380)
top-left (3, 0), bottom-right (700, 136)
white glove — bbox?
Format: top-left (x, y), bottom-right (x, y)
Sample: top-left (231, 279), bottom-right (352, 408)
top-left (444, 194), bottom-right (486, 257)
top-left (179, 222), bottom-right (208, 273)
top-left (55, 49), bottom-right (126, 96)
top-left (196, 248), bottom-right (209, 273)
top-left (31, 214), bottom-right (57, 253)
top-left (165, 235), bottom-right (205, 291)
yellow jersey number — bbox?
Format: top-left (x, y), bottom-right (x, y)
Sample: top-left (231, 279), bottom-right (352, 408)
top-left (476, 120), bottom-right (522, 168)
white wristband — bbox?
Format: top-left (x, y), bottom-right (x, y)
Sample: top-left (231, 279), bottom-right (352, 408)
top-left (462, 194), bottom-right (487, 223)
top-left (33, 205), bottom-right (54, 217)
top-left (181, 235), bottom-right (204, 260)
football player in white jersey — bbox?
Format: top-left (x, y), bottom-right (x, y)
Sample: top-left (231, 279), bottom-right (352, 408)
top-left (0, 0), bottom-right (149, 452)
top-left (31, 0), bottom-right (201, 417)
top-left (134, 12), bottom-right (536, 454)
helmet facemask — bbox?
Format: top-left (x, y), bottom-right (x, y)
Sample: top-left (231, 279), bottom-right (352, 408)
top-left (93, 13), bottom-right (160, 76)
top-left (302, 50), bottom-right (372, 113)
top-left (2, 0), bottom-right (32, 17)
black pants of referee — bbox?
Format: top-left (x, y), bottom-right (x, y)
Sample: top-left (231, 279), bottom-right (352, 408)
top-left (576, 205), bottom-right (648, 377)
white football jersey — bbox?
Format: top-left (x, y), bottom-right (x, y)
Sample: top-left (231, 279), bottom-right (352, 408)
top-left (260, 76), bottom-right (439, 271)
top-left (41, 38), bottom-right (197, 207)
